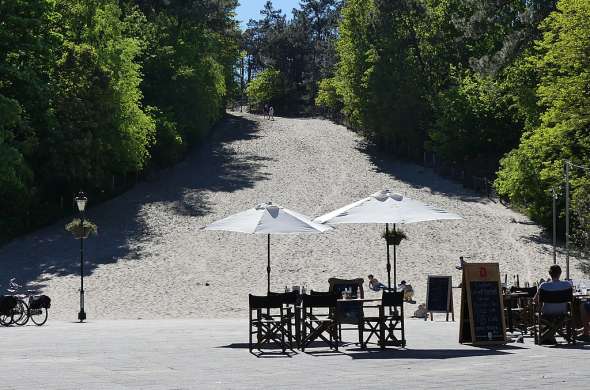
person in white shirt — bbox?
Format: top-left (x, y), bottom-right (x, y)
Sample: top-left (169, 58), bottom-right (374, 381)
top-left (534, 264), bottom-right (572, 343)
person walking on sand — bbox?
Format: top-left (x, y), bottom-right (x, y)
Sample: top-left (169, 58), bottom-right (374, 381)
top-left (263, 103), bottom-right (269, 118)
top-left (269, 105), bottom-right (274, 121)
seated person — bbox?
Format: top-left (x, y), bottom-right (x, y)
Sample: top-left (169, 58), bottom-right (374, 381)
top-left (397, 280), bottom-right (416, 303)
top-left (367, 274), bottom-right (386, 291)
top-left (534, 264), bottom-right (572, 344)
top-left (581, 302), bottom-right (590, 342)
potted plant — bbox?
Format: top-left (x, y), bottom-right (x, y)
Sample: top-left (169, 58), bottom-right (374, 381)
top-left (65, 219), bottom-right (98, 239)
top-left (382, 229), bottom-right (407, 246)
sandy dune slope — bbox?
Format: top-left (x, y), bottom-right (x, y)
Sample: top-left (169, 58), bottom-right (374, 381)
top-left (0, 112), bottom-right (583, 320)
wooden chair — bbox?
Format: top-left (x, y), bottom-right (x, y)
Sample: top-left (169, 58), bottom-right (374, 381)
top-left (268, 291), bottom-right (299, 348)
top-left (300, 294), bottom-right (339, 351)
top-left (249, 294), bottom-right (291, 352)
top-left (328, 278), bottom-right (364, 344)
top-left (508, 286), bottom-right (537, 335)
top-left (533, 288), bottom-right (576, 345)
top-left (363, 290), bottom-right (405, 349)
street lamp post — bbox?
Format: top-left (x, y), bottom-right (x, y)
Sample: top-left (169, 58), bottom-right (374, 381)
top-left (75, 191), bottom-right (87, 322)
top-left (552, 188), bottom-right (557, 265)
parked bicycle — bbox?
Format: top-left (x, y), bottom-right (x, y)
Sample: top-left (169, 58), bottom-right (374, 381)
top-left (0, 295), bottom-right (18, 326)
top-left (5, 278), bottom-right (51, 326)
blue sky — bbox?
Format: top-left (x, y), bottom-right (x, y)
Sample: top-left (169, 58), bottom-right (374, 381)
top-left (236, 0), bottom-right (300, 29)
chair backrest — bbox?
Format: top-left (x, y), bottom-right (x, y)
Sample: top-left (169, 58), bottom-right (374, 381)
top-left (309, 290), bottom-right (333, 296)
top-left (268, 291), bottom-right (298, 305)
top-left (510, 286), bottom-right (537, 297)
top-left (302, 293), bottom-right (337, 308)
top-left (249, 294), bottom-right (284, 310)
top-left (539, 288), bottom-right (573, 304)
top-left (381, 290), bottom-right (404, 307)
top-left (328, 278), bottom-right (364, 299)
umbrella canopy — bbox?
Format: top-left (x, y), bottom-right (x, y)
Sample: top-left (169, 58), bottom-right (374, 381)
top-left (315, 189), bottom-right (462, 287)
top-left (314, 189), bottom-right (462, 225)
top-left (203, 202), bottom-right (331, 292)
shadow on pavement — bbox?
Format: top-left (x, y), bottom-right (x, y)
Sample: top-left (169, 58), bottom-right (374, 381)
top-left (0, 113), bottom-right (269, 292)
top-left (346, 347), bottom-right (514, 360)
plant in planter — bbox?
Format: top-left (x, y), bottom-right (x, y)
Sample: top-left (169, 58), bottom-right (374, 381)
top-left (382, 229), bottom-right (407, 246)
top-left (65, 219), bottom-right (98, 239)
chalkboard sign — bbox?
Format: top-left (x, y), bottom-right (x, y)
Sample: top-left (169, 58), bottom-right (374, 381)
top-left (459, 262), bottom-right (506, 345)
top-left (469, 281), bottom-right (504, 342)
top-left (426, 276), bottom-right (452, 313)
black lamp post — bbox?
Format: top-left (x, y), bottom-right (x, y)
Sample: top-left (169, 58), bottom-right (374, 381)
top-left (75, 191), bottom-right (87, 322)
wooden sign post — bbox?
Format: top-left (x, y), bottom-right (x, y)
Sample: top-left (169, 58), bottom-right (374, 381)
top-left (459, 262), bottom-right (506, 345)
top-left (426, 275), bottom-right (454, 321)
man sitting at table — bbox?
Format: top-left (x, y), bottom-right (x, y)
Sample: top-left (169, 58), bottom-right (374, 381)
top-left (534, 265), bottom-right (572, 344)
top-left (581, 302), bottom-right (590, 342)
top-left (368, 274), bottom-right (387, 291)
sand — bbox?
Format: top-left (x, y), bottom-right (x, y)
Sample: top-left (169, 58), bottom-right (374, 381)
top-left (0, 112), bottom-right (584, 320)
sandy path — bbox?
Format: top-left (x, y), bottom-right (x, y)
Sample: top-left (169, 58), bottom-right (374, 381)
top-left (0, 112), bottom-right (584, 320)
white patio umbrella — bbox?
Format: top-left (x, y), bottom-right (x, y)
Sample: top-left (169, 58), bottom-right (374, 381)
top-left (203, 202), bottom-right (332, 293)
top-left (315, 189), bottom-right (462, 288)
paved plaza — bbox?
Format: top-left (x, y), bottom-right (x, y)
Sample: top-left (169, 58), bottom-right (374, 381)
top-left (1, 318), bottom-right (588, 389)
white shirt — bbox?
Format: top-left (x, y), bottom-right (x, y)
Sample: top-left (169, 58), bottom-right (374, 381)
top-left (539, 279), bottom-right (572, 315)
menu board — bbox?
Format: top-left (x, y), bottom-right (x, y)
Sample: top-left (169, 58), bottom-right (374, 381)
top-left (459, 262), bottom-right (506, 345)
top-left (426, 276), bottom-right (452, 313)
top-left (469, 281), bottom-right (504, 342)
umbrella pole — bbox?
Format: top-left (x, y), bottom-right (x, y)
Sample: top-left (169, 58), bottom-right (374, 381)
top-left (267, 234), bottom-right (271, 294)
top-left (386, 223), bottom-right (391, 288)
top-left (393, 224), bottom-right (397, 289)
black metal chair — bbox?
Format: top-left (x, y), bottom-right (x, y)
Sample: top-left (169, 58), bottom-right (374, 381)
top-left (328, 278), bottom-right (364, 344)
top-left (508, 286), bottom-right (537, 335)
top-left (533, 288), bottom-right (575, 345)
top-left (249, 294), bottom-right (291, 352)
top-left (268, 291), bottom-right (299, 348)
top-left (300, 293), bottom-right (339, 351)
top-left (363, 290), bottom-right (405, 349)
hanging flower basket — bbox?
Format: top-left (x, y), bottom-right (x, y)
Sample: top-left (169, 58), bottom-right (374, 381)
top-left (65, 219), bottom-right (97, 239)
top-left (382, 229), bottom-right (407, 246)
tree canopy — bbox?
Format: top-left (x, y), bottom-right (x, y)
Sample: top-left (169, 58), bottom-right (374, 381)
top-left (2, 0), bottom-right (590, 257)
top-left (0, 0), bottom-right (239, 241)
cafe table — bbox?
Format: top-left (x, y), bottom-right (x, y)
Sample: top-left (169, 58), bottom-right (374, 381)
top-left (573, 293), bottom-right (590, 335)
top-left (294, 298), bottom-right (382, 348)
top-left (503, 291), bottom-right (531, 333)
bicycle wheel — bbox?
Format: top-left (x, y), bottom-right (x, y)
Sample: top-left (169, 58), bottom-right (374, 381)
top-left (14, 300), bottom-right (29, 326)
top-left (0, 312), bottom-right (12, 326)
top-left (30, 307), bottom-right (48, 326)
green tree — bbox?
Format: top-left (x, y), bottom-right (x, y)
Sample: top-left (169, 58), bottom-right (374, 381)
top-left (246, 68), bottom-right (285, 110)
top-left (496, 0), bottom-right (590, 231)
top-left (431, 71), bottom-right (525, 173)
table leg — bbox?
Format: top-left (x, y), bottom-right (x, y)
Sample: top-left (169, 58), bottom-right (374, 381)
top-left (507, 297), bottom-right (514, 333)
top-left (295, 307), bottom-right (301, 348)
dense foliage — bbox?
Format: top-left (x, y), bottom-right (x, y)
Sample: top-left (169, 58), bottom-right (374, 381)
top-left (246, 68), bottom-right (285, 110)
top-left (3, 0), bottom-right (590, 255)
top-left (0, 0), bottom-right (239, 241)
top-left (315, 0), bottom-right (590, 251)
top-left (495, 0), bottom-right (590, 237)
top-left (242, 0), bottom-right (341, 114)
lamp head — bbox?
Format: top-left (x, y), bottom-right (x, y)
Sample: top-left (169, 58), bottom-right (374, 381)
top-left (75, 191), bottom-right (88, 212)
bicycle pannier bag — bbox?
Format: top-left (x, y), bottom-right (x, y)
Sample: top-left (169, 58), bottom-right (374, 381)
top-left (30, 295), bottom-right (51, 309)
